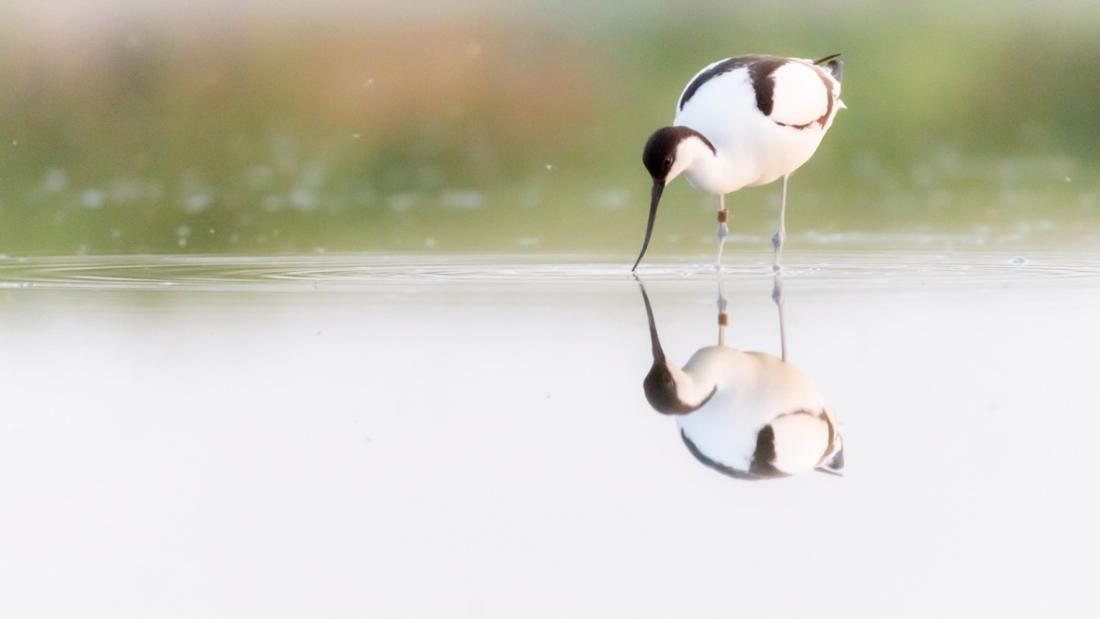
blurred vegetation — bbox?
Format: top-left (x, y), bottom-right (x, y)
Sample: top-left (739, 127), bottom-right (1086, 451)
top-left (0, 0), bottom-right (1098, 256)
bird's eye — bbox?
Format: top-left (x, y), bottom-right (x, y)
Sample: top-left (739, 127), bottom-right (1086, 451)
top-left (663, 157), bottom-right (673, 168)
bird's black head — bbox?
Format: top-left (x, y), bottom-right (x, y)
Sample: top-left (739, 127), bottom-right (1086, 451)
top-left (641, 127), bottom-right (682, 183)
top-left (633, 127), bottom-right (715, 271)
top-left (641, 126), bottom-right (715, 183)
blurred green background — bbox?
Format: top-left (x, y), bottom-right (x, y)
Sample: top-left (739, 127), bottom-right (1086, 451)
top-left (1, 0), bottom-right (1098, 256)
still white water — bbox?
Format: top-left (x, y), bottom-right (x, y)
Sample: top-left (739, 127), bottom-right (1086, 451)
top-left (2, 249), bottom-right (1099, 618)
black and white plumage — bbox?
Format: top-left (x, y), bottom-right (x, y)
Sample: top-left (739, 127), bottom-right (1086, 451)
top-left (637, 278), bottom-right (844, 480)
top-left (633, 54), bottom-right (845, 271)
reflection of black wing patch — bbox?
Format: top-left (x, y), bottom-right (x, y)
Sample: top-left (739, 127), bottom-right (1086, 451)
top-left (817, 409), bottom-right (844, 475)
top-left (748, 424), bottom-right (786, 477)
top-left (819, 447), bottom-right (845, 476)
top-left (680, 427), bottom-right (789, 481)
top-left (680, 55), bottom-right (790, 114)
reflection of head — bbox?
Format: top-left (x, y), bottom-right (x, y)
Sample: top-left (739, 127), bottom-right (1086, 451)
top-left (638, 278), bottom-right (717, 415)
top-left (644, 362), bottom-right (716, 416)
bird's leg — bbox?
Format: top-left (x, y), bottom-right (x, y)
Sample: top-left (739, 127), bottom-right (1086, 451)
top-left (715, 194), bottom-right (729, 270)
top-left (772, 175), bottom-right (789, 272)
top-left (771, 271), bottom-right (788, 362)
top-left (716, 267), bottom-right (728, 347)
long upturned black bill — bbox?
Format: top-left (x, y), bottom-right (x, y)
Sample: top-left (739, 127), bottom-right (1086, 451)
top-left (631, 181), bottom-right (665, 271)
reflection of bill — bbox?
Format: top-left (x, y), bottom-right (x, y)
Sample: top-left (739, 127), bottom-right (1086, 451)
top-left (636, 274), bottom-right (844, 480)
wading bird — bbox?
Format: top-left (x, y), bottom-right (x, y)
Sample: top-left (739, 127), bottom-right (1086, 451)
top-left (636, 275), bottom-right (844, 480)
top-left (632, 54), bottom-right (844, 271)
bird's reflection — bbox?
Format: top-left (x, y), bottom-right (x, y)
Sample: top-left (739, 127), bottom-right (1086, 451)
top-left (638, 273), bottom-right (844, 480)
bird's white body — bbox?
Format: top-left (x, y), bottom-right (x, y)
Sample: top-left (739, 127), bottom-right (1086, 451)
top-left (631, 54), bottom-right (844, 272)
top-left (674, 346), bottom-right (837, 475)
top-left (672, 57), bottom-right (843, 195)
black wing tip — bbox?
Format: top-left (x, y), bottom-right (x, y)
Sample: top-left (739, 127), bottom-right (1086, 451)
top-left (813, 53), bottom-right (844, 81)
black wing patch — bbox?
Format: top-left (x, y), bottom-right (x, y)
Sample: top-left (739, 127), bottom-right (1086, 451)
top-left (678, 55), bottom-right (796, 121)
top-left (680, 54), bottom-right (842, 130)
top-left (679, 55), bottom-right (790, 112)
top-left (747, 57), bottom-right (790, 117)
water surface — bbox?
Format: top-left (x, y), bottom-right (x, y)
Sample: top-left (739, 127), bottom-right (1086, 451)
top-left (2, 248), bottom-right (1098, 617)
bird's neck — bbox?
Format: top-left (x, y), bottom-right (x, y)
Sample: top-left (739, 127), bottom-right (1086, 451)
top-left (682, 145), bottom-right (742, 195)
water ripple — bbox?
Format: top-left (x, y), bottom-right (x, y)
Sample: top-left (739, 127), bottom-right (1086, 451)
top-left (2, 250), bottom-right (1099, 292)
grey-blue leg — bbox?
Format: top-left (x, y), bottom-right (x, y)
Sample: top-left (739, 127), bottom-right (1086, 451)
top-left (772, 175), bottom-right (789, 272)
